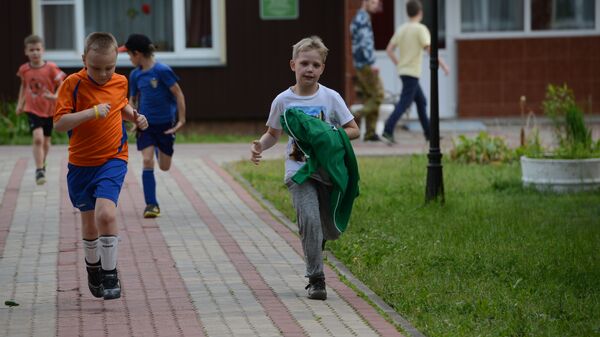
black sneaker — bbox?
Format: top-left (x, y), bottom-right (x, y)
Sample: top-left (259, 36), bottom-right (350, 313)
top-left (143, 204), bottom-right (160, 218)
top-left (364, 134), bottom-right (381, 142)
top-left (305, 277), bottom-right (327, 300)
top-left (86, 261), bottom-right (103, 298)
top-left (101, 269), bottom-right (121, 300)
top-left (381, 132), bottom-right (396, 145)
top-left (35, 169), bottom-right (46, 185)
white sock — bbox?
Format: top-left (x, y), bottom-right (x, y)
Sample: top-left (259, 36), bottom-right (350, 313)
top-left (99, 235), bottom-right (119, 271)
top-left (83, 238), bottom-right (100, 265)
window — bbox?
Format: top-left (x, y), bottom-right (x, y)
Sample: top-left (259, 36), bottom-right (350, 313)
top-left (461, 0), bottom-right (524, 32)
top-left (34, 0), bottom-right (226, 67)
top-left (421, 0), bottom-right (446, 49)
top-left (532, 0), bottom-right (595, 30)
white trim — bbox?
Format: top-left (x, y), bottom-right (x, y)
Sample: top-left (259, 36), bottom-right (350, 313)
top-left (456, 30), bottom-right (600, 40)
top-left (524, 0), bottom-right (531, 34)
top-left (32, 0), bottom-right (227, 67)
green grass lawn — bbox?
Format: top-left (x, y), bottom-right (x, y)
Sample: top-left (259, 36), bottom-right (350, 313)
top-left (231, 155), bottom-right (600, 337)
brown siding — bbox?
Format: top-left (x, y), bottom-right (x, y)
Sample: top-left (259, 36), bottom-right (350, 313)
top-left (1, 1), bottom-right (345, 122)
top-left (344, 0), bottom-right (362, 105)
top-left (0, 1), bottom-right (33, 103)
top-left (457, 36), bottom-right (600, 117)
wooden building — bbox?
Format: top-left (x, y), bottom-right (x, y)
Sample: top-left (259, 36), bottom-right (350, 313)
top-left (2, 0), bottom-right (599, 126)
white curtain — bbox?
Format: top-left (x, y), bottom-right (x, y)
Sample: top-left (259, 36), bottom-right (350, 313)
top-left (43, 5), bottom-right (76, 50)
top-left (461, 0), bottom-right (524, 32)
top-left (551, 0), bottom-right (595, 29)
top-left (84, 0), bottom-right (174, 51)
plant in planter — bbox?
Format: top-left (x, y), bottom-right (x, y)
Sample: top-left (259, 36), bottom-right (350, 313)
top-left (520, 84), bottom-right (600, 192)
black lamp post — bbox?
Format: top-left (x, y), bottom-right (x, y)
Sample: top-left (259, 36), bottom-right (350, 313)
top-left (425, 0), bottom-right (444, 203)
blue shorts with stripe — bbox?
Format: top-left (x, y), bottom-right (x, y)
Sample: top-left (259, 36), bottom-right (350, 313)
top-left (136, 122), bottom-right (176, 156)
top-left (67, 158), bottom-right (127, 211)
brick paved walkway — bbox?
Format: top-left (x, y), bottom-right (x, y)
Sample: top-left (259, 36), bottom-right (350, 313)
top-left (0, 141), bottom-right (415, 337)
top-left (2, 119), bottom-right (597, 337)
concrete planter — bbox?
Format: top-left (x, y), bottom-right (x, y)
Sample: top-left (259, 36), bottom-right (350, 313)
top-left (521, 156), bottom-right (600, 192)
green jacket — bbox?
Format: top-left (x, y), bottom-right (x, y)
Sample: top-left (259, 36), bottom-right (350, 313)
top-left (280, 108), bottom-right (360, 233)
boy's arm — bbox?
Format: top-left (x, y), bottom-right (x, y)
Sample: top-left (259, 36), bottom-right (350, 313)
top-left (342, 120), bottom-right (360, 140)
top-left (164, 83), bottom-right (186, 134)
top-left (121, 104), bottom-right (148, 130)
top-left (250, 127), bottom-right (282, 165)
top-left (128, 95), bottom-right (138, 109)
top-left (16, 81), bottom-right (25, 114)
top-left (54, 104), bottom-right (111, 132)
top-left (386, 40), bottom-right (398, 66)
top-left (425, 46), bottom-right (450, 76)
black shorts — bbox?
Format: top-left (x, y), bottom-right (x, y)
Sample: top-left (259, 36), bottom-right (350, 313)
top-left (26, 113), bottom-right (53, 137)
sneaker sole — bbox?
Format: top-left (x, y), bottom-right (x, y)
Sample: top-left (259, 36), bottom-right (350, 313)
top-left (89, 284), bottom-right (103, 298)
top-left (307, 292), bottom-right (327, 300)
top-left (103, 289), bottom-right (121, 300)
top-left (36, 178), bottom-right (46, 185)
top-left (143, 212), bottom-right (160, 218)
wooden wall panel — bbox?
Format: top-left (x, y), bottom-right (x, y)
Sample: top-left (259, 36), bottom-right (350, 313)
top-left (457, 37), bottom-right (600, 117)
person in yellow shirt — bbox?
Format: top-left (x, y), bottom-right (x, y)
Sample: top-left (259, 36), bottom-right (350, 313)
top-left (382, 0), bottom-right (449, 143)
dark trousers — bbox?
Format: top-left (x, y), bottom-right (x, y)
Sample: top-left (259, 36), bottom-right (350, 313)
top-left (383, 75), bottom-right (430, 139)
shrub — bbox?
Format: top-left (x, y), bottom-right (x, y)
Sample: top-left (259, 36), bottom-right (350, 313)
top-left (0, 101), bottom-right (30, 143)
top-left (539, 84), bottom-right (600, 159)
top-left (450, 132), bottom-right (517, 164)
top-left (0, 101), bottom-right (68, 145)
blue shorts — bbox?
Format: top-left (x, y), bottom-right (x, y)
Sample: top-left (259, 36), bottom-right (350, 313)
top-left (67, 158), bottom-right (127, 211)
top-left (137, 122), bottom-right (176, 156)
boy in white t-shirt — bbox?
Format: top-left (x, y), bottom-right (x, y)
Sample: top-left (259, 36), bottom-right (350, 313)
top-left (250, 36), bottom-right (360, 300)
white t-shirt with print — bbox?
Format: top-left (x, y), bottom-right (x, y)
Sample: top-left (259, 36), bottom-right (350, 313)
top-left (266, 84), bottom-right (354, 180)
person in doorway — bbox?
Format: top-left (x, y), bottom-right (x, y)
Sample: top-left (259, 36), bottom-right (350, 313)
top-left (350, 0), bottom-right (385, 141)
top-left (16, 34), bottom-right (66, 185)
top-left (382, 0), bottom-right (449, 144)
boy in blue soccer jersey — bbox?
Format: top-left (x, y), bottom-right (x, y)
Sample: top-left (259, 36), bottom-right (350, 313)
top-left (121, 34), bottom-right (186, 218)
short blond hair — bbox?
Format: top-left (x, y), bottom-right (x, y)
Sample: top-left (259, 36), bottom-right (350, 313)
top-left (24, 35), bottom-right (43, 47)
top-left (292, 36), bottom-right (328, 62)
top-left (84, 32), bottom-right (118, 55)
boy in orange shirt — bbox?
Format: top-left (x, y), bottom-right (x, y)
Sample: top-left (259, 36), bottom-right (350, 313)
top-left (16, 35), bottom-right (66, 185)
top-left (54, 32), bottom-right (148, 300)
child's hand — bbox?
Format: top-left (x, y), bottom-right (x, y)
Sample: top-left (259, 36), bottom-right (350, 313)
top-left (134, 110), bottom-right (148, 130)
top-left (95, 103), bottom-right (111, 118)
top-left (250, 140), bottom-right (263, 165)
top-left (15, 105), bottom-right (23, 115)
top-left (164, 119), bottom-right (185, 135)
top-left (42, 89), bottom-right (56, 100)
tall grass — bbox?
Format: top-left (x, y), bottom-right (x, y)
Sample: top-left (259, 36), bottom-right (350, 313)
top-left (0, 101), bottom-right (68, 145)
top-left (232, 155), bottom-right (600, 337)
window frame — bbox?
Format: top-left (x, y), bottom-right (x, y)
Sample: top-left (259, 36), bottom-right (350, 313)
top-left (32, 0), bottom-right (227, 67)
top-left (457, 0), bottom-right (600, 39)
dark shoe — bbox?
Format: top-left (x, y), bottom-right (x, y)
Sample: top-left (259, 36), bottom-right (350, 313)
top-left (101, 269), bottom-right (121, 300)
top-left (86, 261), bottom-right (103, 298)
top-left (381, 132), bottom-right (396, 145)
top-left (364, 134), bottom-right (381, 142)
top-left (143, 204), bottom-right (160, 218)
top-left (35, 169), bottom-right (46, 185)
top-left (305, 277), bottom-right (327, 300)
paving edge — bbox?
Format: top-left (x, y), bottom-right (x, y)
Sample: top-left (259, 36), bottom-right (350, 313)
top-left (224, 163), bottom-right (427, 337)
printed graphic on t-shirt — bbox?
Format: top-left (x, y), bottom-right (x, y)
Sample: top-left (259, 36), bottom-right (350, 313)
top-left (28, 76), bottom-right (47, 97)
top-left (150, 78), bottom-right (158, 89)
top-left (290, 105), bottom-right (327, 121)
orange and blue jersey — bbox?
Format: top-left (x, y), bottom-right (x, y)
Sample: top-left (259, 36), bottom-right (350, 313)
top-left (54, 68), bottom-right (129, 167)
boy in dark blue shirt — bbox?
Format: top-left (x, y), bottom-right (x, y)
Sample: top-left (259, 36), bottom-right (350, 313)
top-left (121, 34), bottom-right (186, 218)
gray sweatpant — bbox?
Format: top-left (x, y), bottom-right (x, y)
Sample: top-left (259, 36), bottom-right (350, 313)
top-left (287, 177), bottom-right (339, 280)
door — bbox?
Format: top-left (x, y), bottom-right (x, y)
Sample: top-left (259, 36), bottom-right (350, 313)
top-left (372, 0), bottom-right (456, 118)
